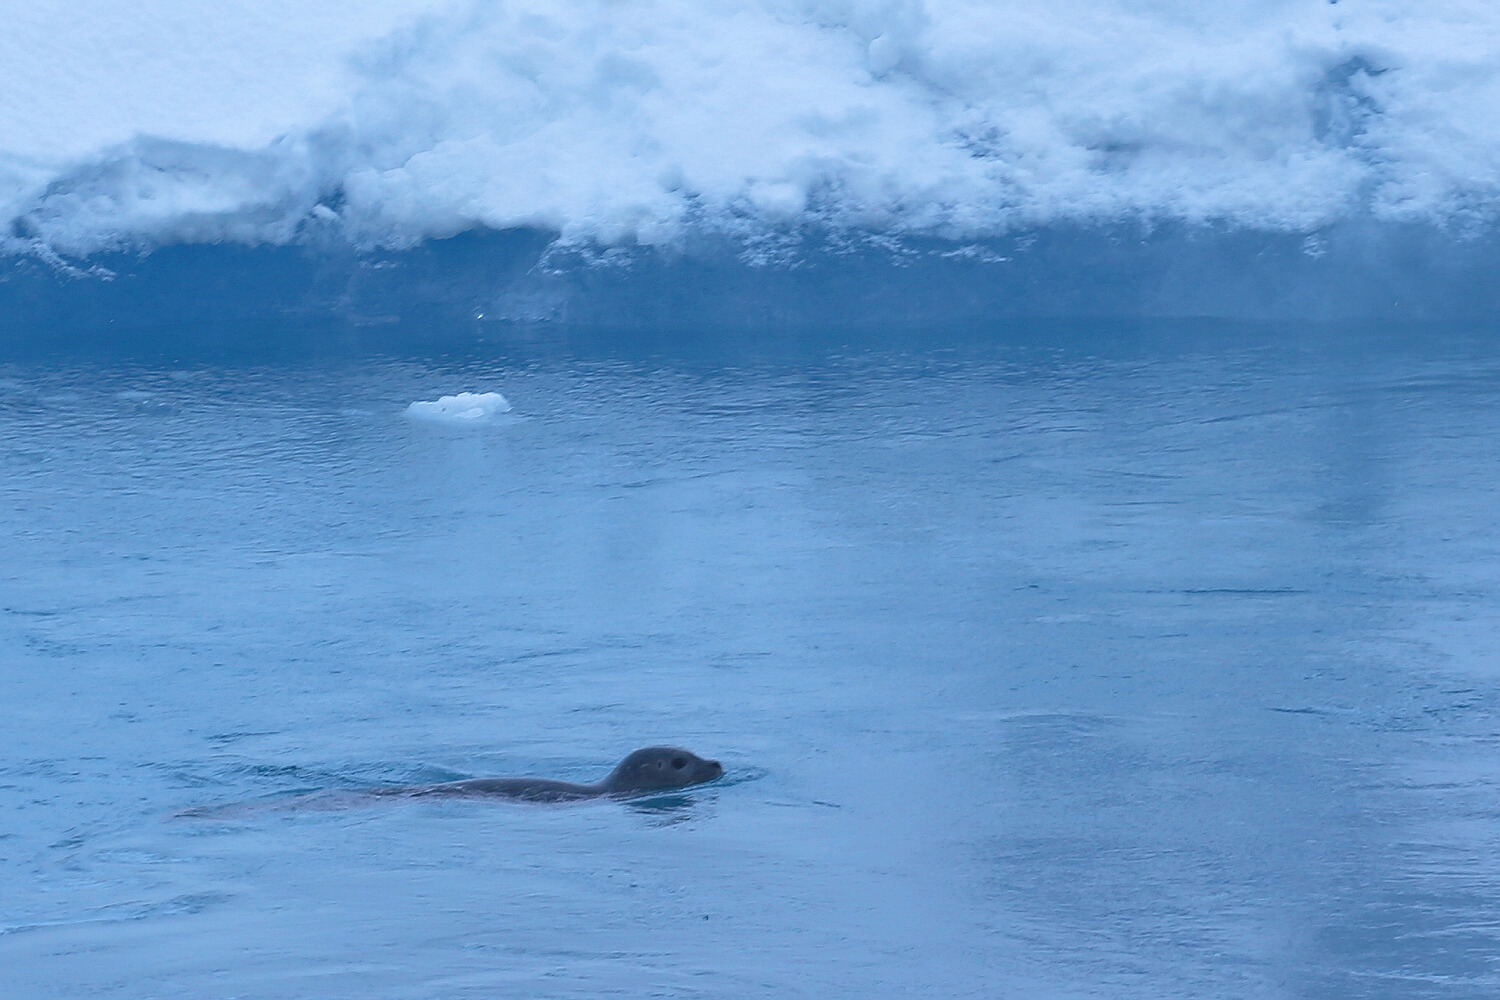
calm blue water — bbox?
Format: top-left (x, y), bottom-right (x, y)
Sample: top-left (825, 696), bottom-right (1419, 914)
top-left (3, 322), bottom-right (1500, 998)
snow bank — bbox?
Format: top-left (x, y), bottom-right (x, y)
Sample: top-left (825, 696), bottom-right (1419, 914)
top-left (4, 0), bottom-right (1500, 259)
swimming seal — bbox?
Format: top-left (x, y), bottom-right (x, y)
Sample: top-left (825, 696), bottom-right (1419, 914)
top-left (393, 747), bottom-right (724, 803)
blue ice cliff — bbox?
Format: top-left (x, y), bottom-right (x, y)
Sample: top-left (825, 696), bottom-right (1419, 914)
top-left (4, 0), bottom-right (1500, 336)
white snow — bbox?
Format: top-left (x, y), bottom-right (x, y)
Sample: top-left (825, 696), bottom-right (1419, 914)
top-left (4, 0), bottom-right (1500, 256)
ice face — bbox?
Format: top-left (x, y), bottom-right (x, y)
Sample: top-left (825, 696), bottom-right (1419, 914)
top-left (4, 0), bottom-right (1500, 257)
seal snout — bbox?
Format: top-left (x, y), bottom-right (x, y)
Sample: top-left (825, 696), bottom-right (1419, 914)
top-left (688, 755), bottom-right (723, 782)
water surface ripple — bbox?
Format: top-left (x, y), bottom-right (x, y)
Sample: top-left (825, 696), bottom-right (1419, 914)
top-left (2, 323), bottom-right (1500, 998)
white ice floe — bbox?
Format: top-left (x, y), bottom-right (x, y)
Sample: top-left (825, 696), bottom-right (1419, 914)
top-left (404, 391), bottom-right (512, 425)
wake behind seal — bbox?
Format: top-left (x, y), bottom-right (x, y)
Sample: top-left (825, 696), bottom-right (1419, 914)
top-left (389, 747), bottom-right (724, 803)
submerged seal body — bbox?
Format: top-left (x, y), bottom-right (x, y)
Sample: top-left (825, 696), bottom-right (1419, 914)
top-left (398, 747), bottom-right (724, 803)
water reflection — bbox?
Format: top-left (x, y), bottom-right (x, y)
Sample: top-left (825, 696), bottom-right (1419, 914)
top-left (2, 320), bottom-right (1499, 998)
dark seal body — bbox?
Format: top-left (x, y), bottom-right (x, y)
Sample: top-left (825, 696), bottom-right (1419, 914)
top-left (396, 747), bottom-right (723, 802)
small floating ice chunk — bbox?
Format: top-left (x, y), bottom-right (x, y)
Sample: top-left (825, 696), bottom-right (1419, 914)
top-left (405, 391), bottom-right (512, 424)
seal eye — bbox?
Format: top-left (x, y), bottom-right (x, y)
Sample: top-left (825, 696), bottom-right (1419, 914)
top-left (671, 757), bottom-right (686, 769)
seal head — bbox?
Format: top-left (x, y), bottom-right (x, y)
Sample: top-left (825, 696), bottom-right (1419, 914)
top-left (596, 747), bottom-right (724, 794)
